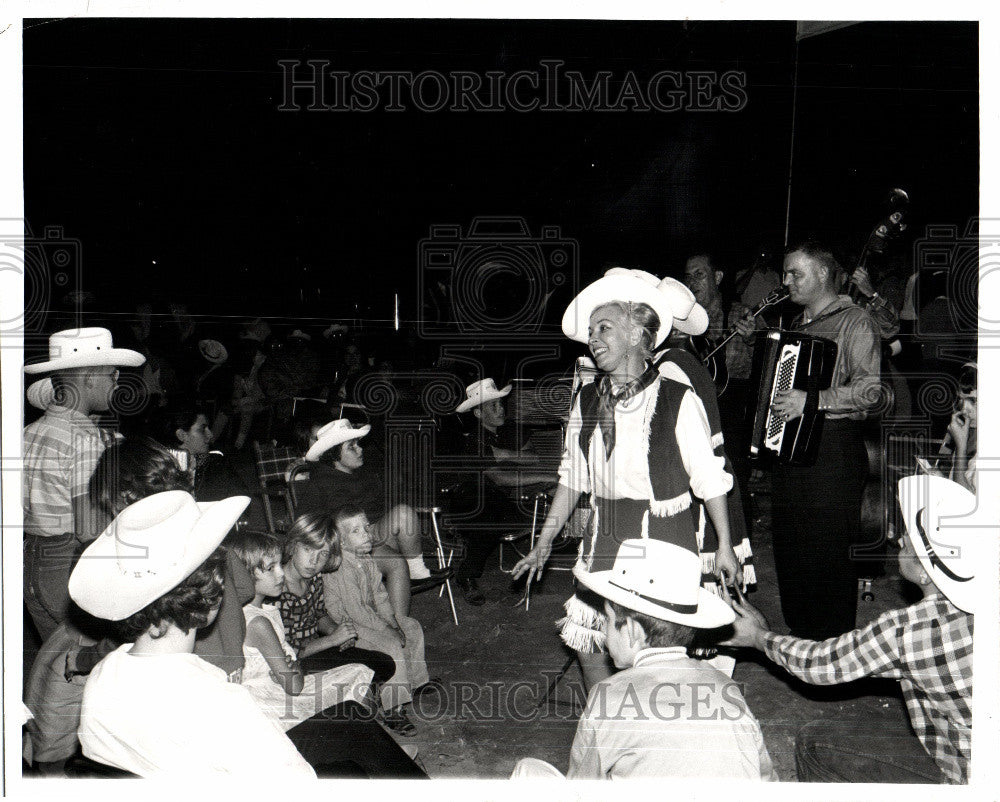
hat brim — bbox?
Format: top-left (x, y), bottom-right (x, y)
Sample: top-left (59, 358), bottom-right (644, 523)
top-left (68, 496), bottom-right (250, 621)
top-left (305, 424), bottom-right (371, 462)
top-left (562, 275), bottom-right (674, 348)
top-left (455, 384), bottom-right (512, 413)
top-left (198, 340), bottom-right (229, 365)
top-left (573, 561), bottom-right (735, 629)
top-left (670, 303), bottom-right (710, 336)
top-left (898, 475), bottom-right (978, 614)
top-left (24, 348), bottom-right (145, 375)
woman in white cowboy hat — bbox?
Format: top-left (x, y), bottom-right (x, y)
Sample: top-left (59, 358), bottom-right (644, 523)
top-left (512, 538), bottom-right (774, 780)
top-left (513, 268), bottom-right (742, 690)
top-left (22, 327), bottom-right (145, 641)
top-left (69, 490), bottom-right (315, 777)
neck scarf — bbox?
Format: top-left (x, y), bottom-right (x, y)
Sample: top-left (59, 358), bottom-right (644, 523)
top-left (594, 364), bottom-right (659, 456)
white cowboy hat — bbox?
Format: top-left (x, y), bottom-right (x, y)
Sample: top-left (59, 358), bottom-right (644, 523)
top-left (24, 327), bottom-right (145, 374)
top-left (305, 418), bottom-right (371, 462)
top-left (574, 539), bottom-right (735, 629)
top-left (898, 475), bottom-right (980, 614)
top-left (289, 329), bottom-right (312, 341)
top-left (656, 276), bottom-right (709, 336)
top-left (68, 491), bottom-right (250, 621)
top-left (198, 339), bottom-right (228, 365)
top-left (455, 378), bottom-right (512, 413)
top-left (563, 268), bottom-right (673, 348)
top-left (26, 377), bottom-right (55, 410)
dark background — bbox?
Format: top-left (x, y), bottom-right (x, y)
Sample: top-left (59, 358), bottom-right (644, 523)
top-left (23, 19), bottom-right (978, 334)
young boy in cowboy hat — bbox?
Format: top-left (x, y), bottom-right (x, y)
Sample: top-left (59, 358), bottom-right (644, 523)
top-left (513, 538), bottom-right (775, 780)
top-left (453, 378), bottom-right (557, 605)
top-left (723, 475), bottom-right (977, 784)
top-left (69, 490), bottom-right (316, 777)
top-left (23, 327), bottom-right (144, 640)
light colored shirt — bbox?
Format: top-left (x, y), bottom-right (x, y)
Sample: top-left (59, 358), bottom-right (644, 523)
top-left (323, 552), bottom-right (397, 633)
top-left (794, 296), bottom-right (882, 419)
top-left (79, 644), bottom-right (315, 778)
top-left (23, 405), bottom-right (110, 537)
top-left (557, 377), bottom-right (732, 502)
top-left (764, 594), bottom-right (972, 784)
top-left (567, 647), bottom-right (776, 780)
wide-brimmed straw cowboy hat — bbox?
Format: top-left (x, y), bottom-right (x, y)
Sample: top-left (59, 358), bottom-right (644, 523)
top-left (898, 475), bottom-right (980, 614)
top-left (455, 378), bottom-right (512, 413)
top-left (562, 269), bottom-right (709, 348)
top-left (68, 491), bottom-right (250, 621)
top-left (574, 539), bottom-right (735, 629)
top-left (198, 339), bottom-right (228, 365)
top-left (305, 418), bottom-right (371, 463)
top-left (24, 327), bottom-right (145, 374)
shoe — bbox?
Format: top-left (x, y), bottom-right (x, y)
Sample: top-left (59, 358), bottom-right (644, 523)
top-left (458, 577), bottom-right (486, 606)
top-left (381, 708), bottom-right (417, 737)
top-left (410, 565), bottom-right (454, 593)
top-left (412, 677), bottom-right (443, 700)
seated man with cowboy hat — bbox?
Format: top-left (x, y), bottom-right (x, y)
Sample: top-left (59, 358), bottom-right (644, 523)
top-left (452, 378), bottom-right (557, 605)
top-left (512, 538), bottom-right (775, 780)
top-left (723, 475), bottom-right (977, 784)
top-left (23, 327), bottom-right (145, 640)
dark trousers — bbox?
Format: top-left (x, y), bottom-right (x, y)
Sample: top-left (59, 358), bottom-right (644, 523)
top-left (795, 719), bottom-right (946, 783)
top-left (286, 701), bottom-right (427, 778)
top-left (771, 419), bottom-right (867, 641)
top-left (455, 483), bottom-right (529, 581)
top-left (718, 378), bottom-right (753, 534)
top-left (300, 646), bottom-right (395, 688)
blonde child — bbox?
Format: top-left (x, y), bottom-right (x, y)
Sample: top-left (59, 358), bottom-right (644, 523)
top-left (229, 530), bottom-right (374, 730)
top-left (324, 506), bottom-right (434, 735)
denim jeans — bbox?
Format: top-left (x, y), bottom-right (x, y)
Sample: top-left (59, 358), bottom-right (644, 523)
top-left (795, 718), bottom-right (946, 783)
top-left (24, 532), bottom-right (78, 642)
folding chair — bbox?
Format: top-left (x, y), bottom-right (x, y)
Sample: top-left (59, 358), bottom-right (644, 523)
top-left (252, 441), bottom-right (299, 533)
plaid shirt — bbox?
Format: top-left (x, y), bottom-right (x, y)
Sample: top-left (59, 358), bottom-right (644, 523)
top-left (23, 405), bottom-right (111, 537)
top-left (765, 594), bottom-right (973, 783)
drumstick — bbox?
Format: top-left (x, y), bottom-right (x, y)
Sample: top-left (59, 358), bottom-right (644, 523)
top-left (524, 569), bottom-right (533, 612)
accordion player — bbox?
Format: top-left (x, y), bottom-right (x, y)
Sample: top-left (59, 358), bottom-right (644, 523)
top-left (748, 330), bottom-right (838, 466)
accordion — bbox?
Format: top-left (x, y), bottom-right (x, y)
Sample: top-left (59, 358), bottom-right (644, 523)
top-left (748, 330), bottom-right (838, 466)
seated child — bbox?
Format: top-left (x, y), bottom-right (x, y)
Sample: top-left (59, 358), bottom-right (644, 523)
top-left (512, 538), bottom-right (775, 781)
top-left (229, 530), bottom-right (375, 729)
top-left (70, 491), bottom-right (315, 777)
top-left (324, 505), bottom-right (433, 736)
top-left (274, 514), bottom-right (397, 713)
top-left (724, 475), bottom-right (976, 784)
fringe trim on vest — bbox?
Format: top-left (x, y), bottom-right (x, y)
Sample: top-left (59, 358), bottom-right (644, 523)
top-left (557, 594), bottom-right (607, 653)
top-left (649, 492), bottom-right (692, 517)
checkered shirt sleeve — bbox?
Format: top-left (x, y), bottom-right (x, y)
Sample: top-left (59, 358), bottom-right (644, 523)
top-left (764, 595), bottom-right (973, 783)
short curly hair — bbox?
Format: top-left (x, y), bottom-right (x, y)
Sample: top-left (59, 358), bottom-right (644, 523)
top-left (114, 548), bottom-right (226, 642)
top-left (89, 436), bottom-right (192, 518)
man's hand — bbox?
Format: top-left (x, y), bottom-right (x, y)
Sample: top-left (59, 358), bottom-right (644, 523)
top-left (851, 267), bottom-right (875, 298)
top-left (772, 388), bottom-right (807, 422)
top-left (719, 585), bottom-right (770, 650)
top-left (733, 310), bottom-right (757, 341)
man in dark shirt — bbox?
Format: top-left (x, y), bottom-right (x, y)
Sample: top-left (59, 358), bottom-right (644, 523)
top-left (453, 380), bottom-right (556, 605)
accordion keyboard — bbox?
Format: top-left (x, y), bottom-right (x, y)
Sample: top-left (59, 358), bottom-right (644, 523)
top-left (764, 342), bottom-right (801, 450)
